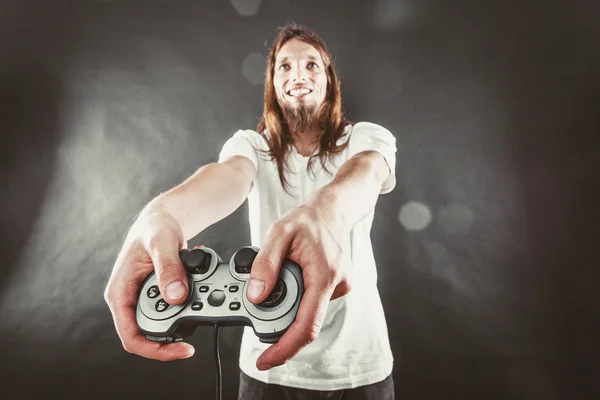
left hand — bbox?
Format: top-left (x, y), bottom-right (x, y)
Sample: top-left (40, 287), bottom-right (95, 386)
top-left (246, 203), bottom-right (353, 371)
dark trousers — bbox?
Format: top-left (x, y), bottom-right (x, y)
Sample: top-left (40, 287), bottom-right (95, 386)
top-left (238, 370), bottom-right (395, 400)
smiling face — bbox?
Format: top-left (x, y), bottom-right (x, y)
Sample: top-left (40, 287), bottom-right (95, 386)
top-left (257, 24), bottom-right (350, 192)
top-left (273, 38), bottom-right (328, 116)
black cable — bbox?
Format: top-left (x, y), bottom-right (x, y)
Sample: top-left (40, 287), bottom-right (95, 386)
top-left (214, 323), bottom-right (222, 400)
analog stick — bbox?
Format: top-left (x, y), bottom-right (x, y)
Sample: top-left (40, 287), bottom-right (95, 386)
top-left (234, 247), bottom-right (257, 274)
top-left (184, 249), bottom-right (211, 274)
top-left (259, 278), bottom-right (287, 308)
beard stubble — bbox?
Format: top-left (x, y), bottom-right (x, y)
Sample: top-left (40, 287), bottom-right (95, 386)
top-left (281, 100), bottom-right (319, 135)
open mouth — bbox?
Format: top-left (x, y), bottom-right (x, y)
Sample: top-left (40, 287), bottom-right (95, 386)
top-left (286, 88), bottom-right (313, 97)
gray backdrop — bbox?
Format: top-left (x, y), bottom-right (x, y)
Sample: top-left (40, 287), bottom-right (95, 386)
top-left (1, 0), bottom-right (598, 399)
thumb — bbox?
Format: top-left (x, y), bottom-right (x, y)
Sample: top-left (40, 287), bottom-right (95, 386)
top-left (144, 231), bottom-right (189, 305)
top-left (247, 228), bottom-right (292, 304)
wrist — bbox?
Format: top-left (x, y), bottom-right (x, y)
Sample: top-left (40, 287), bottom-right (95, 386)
top-left (304, 182), bottom-right (350, 236)
top-left (127, 201), bottom-right (185, 248)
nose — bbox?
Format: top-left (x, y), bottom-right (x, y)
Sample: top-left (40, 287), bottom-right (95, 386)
top-left (291, 64), bottom-right (306, 82)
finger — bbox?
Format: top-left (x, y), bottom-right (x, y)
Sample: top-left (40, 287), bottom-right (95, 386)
top-left (144, 233), bottom-right (189, 305)
top-left (109, 302), bottom-right (195, 361)
top-left (255, 281), bottom-right (334, 370)
top-left (247, 225), bottom-right (293, 304)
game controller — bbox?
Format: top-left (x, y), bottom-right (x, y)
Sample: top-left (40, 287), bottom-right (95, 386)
top-left (136, 246), bottom-right (304, 344)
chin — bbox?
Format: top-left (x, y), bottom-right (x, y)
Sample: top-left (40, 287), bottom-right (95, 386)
top-left (289, 99), bottom-right (315, 107)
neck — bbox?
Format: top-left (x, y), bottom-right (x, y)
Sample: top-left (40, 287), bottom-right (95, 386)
top-left (291, 128), bottom-right (320, 156)
top-left (293, 140), bottom-right (318, 156)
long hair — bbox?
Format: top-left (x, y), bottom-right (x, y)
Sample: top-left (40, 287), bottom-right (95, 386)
top-left (255, 23), bottom-right (354, 195)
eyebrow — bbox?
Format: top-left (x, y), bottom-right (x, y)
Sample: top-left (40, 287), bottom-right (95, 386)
top-left (276, 55), bottom-right (319, 63)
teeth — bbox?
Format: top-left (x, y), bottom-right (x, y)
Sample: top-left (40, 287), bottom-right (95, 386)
top-left (288, 88), bottom-right (311, 96)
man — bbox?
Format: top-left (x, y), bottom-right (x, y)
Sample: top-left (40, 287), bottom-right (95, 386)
top-left (104, 24), bottom-right (397, 399)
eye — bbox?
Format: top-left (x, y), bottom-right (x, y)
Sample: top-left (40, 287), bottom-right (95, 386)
top-left (278, 64), bottom-right (289, 70)
top-left (307, 62), bottom-right (319, 69)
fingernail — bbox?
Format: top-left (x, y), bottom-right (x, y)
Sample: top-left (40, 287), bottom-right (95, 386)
top-left (166, 281), bottom-right (186, 299)
top-left (257, 363), bottom-right (273, 371)
top-left (247, 279), bottom-right (265, 299)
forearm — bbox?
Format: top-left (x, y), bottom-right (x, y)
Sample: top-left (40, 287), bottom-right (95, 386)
top-left (304, 151), bottom-right (389, 232)
top-left (130, 162), bottom-right (251, 243)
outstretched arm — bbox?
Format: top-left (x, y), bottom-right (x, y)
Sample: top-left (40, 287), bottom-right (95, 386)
top-left (247, 150), bottom-right (392, 370)
top-left (306, 150), bottom-right (392, 234)
top-left (132, 155), bottom-right (255, 243)
top-left (104, 155), bottom-right (255, 362)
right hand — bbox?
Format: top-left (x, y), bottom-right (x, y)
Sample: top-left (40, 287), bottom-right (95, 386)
top-left (104, 224), bottom-right (194, 361)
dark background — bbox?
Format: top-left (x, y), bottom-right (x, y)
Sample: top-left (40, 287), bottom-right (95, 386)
top-left (1, 0), bottom-right (598, 399)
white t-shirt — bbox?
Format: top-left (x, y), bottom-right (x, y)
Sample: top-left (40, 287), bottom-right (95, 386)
top-left (218, 121), bottom-right (397, 391)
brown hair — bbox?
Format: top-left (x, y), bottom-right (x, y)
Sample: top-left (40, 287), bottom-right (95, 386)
top-left (255, 23), bottom-right (354, 195)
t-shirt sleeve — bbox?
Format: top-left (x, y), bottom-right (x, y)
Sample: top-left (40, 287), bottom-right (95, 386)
top-left (348, 122), bottom-right (397, 194)
top-left (217, 129), bottom-right (263, 182)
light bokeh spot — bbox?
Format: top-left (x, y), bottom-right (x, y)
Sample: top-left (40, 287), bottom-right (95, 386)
top-left (372, 0), bottom-right (412, 30)
top-left (231, 0), bottom-right (262, 17)
top-left (398, 201), bottom-right (432, 231)
top-left (242, 52), bottom-right (265, 85)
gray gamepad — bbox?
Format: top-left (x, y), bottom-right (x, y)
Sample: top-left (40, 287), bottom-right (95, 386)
top-left (136, 246), bottom-right (304, 344)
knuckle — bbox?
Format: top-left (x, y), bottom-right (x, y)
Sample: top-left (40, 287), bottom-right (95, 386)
top-left (326, 268), bottom-right (342, 289)
top-left (104, 295), bottom-right (112, 309)
top-left (300, 207), bottom-right (318, 224)
top-left (145, 234), bottom-right (164, 253)
top-left (253, 255), bottom-right (278, 272)
top-left (305, 321), bottom-right (322, 344)
top-left (270, 220), bottom-right (294, 237)
top-left (121, 341), bottom-right (134, 354)
top-left (328, 267), bottom-right (340, 282)
top-left (103, 284), bottom-right (119, 308)
top-left (266, 222), bottom-right (279, 237)
top-left (282, 221), bottom-right (295, 235)
top-left (103, 287), bottom-right (111, 305)
top-left (155, 258), bottom-right (180, 281)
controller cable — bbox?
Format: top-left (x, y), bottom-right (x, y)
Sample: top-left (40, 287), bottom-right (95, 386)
top-left (214, 323), bottom-right (222, 400)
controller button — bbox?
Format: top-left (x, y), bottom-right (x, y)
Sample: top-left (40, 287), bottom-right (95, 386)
top-left (207, 290), bottom-right (226, 307)
top-left (199, 286), bottom-right (209, 293)
top-left (229, 302), bottom-right (241, 311)
top-left (259, 336), bottom-right (280, 344)
top-left (259, 278), bottom-right (287, 308)
top-left (234, 247), bottom-right (257, 274)
top-left (147, 285), bottom-right (160, 299)
top-left (155, 299), bottom-right (169, 312)
top-left (228, 286), bottom-right (239, 293)
top-left (184, 249), bottom-right (212, 274)
top-left (145, 335), bottom-right (168, 342)
top-left (191, 301), bottom-right (203, 311)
